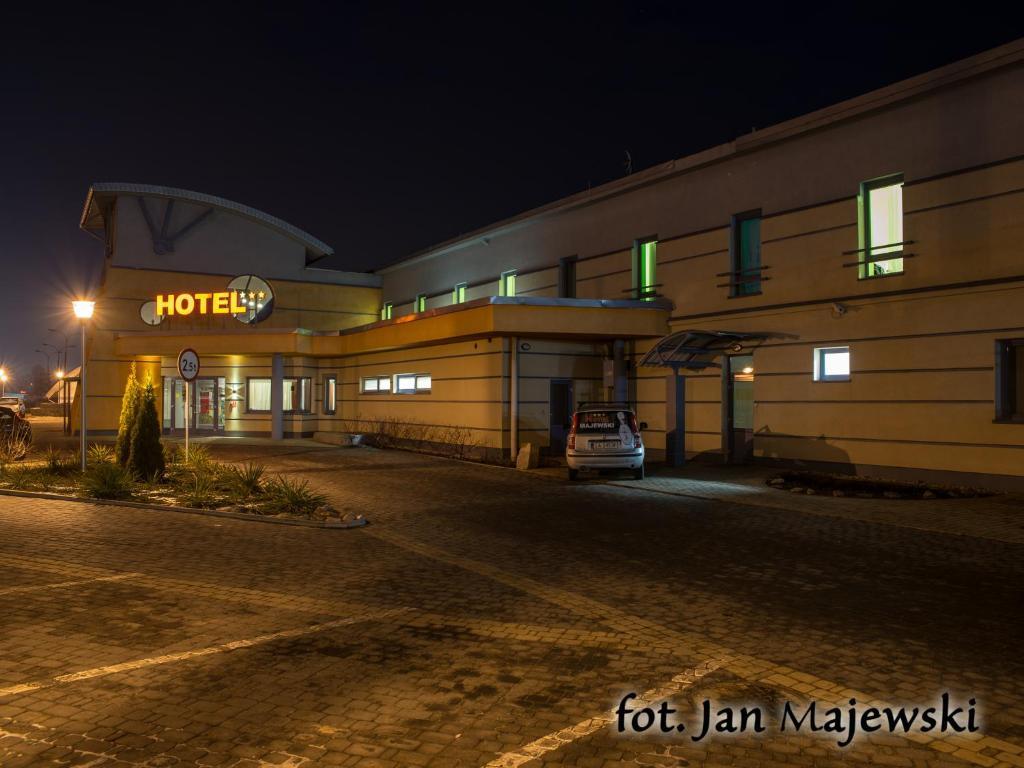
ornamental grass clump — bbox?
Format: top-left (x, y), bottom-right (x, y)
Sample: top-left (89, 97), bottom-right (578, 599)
top-left (81, 462), bottom-right (135, 500)
top-left (45, 446), bottom-right (79, 475)
top-left (225, 462), bottom-right (266, 501)
top-left (263, 475), bottom-right (327, 516)
top-left (177, 471), bottom-right (219, 508)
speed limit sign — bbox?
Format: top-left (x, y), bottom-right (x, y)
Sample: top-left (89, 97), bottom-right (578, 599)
top-left (177, 348), bottom-right (200, 381)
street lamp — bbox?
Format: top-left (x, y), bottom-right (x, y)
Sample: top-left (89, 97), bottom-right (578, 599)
top-left (0, 369), bottom-right (7, 397)
top-left (72, 300), bottom-right (95, 471)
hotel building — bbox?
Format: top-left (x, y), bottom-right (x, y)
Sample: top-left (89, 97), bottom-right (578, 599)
top-left (76, 39), bottom-right (1024, 488)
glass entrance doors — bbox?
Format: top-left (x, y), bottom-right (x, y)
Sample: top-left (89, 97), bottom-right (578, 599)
top-left (163, 377), bottom-right (225, 435)
top-left (724, 355), bottom-right (754, 463)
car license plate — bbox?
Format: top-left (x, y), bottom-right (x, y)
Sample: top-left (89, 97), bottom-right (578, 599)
top-left (591, 440), bottom-right (621, 449)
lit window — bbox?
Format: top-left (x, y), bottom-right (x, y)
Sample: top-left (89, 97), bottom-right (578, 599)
top-left (361, 376), bottom-right (390, 394)
top-left (248, 378), bottom-right (271, 412)
top-left (860, 176), bottom-right (904, 278)
top-left (415, 294), bottom-right (427, 312)
top-left (996, 339), bottom-right (1024, 422)
top-left (453, 282), bottom-right (467, 304)
top-left (395, 373), bottom-right (431, 394)
top-left (500, 270), bottom-right (517, 297)
top-left (813, 347), bottom-right (851, 382)
top-left (381, 302), bottom-right (393, 320)
top-left (635, 240), bottom-right (657, 300)
top-left (731, 211), bottom-right (761, 296)
top-left (283, 377), bottom-right (311, 413)
top-left (323, 375), bottom-right (337, 415)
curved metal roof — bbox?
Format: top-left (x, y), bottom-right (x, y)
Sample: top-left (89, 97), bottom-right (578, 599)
top-left (638, 329), bottom-right (781, 370)
top-left (80, 183), bottom-right (333, 257)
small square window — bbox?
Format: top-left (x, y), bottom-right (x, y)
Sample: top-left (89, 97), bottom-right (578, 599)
top-left (381, 302), bottom-right (393, 320)
top-left (394, 373), bottom-right (431, 394)
top-left (814, 347), bottom-right (850, 382)
top-left (361, 376), bottom-right (390, 394)
top-left (453, 283), bottom-right (467, 304)
top-left (415, 294), bottom-right (427, 312)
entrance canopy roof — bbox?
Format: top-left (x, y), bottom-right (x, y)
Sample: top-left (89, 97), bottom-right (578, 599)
top-left (114, 296), bottom-right (672, 358)
top-left (638, 329), bottom-right (778, 371)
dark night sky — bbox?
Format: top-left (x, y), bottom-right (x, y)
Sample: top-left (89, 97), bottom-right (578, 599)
top-left (1, 2), bottom-right (1020, 390)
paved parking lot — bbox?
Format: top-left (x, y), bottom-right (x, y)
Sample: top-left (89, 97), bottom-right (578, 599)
top-left (0, 444), bottom-right (1022, 767)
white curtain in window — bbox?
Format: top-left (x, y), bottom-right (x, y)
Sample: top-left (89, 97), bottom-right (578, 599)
top-left (249, 379), bottom-right (271, 411)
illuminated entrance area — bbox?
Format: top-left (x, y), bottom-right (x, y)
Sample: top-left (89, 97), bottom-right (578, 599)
top-left (162, 377), bottom-right (226, 434)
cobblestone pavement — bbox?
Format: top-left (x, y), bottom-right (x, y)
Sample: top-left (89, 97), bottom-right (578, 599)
top-left (0, 445), bottom-right (1022, 767)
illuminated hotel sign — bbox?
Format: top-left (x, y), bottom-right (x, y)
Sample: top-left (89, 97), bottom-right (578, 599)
top-left (156, 291), bottom-right (251, 316)
top-left (142, 274), bottom-right (275, 326)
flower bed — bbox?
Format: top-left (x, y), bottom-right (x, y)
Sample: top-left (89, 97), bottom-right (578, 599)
top-left (766, 469), bottom-right (994, 499)
top-left (0, 443), bottom-right (361, 523)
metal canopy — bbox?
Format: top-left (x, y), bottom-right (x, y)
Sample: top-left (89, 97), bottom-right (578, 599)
top-left (638, 329), bottom-right (780, 468)
top-left (638, 329), bottom-right (777, 371)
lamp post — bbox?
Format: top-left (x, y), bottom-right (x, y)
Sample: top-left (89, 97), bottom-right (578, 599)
top-left (72, 300), bottom-right (95, 471)
top-left (0, 369), bottom-right (7, 397)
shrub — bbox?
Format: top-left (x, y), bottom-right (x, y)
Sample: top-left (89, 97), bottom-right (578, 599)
top-left (225, 462), bottom-right (266, 500)
top-left (127, 379), bottom-right (165, 480)
top-left (163, 442), bottom-right (181, 466)
top-left (263, 475), bottom-right (328, 516)
top-left (82, 462), bottom-right (135, 500)
top-left (182, 443), bottom-right (212, 469)
top-left (45, 446), bottom-right (78, 475)
top-left (177, 471), bottom-right (219, 508)
top-left (115, 362), bottom-right (142, 467)
top-left (0, 433), bottom-right (30, 469)
top-left (88, 444), bottom-right (114, 464)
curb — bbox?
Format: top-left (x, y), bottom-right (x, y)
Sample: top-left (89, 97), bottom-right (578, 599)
top-left (0, 488), bottom-right (367, 529)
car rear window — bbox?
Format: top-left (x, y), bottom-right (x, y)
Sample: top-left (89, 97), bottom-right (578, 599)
top-left (575, 410), bottom-right (635, 432)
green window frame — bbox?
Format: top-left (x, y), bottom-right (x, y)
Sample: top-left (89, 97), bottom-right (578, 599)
top-left (500, 270), bottom-right (517, 297)
top-left (858, 175), bottom-right (904, 279)
top-left (415, 294), bottom-right (427, 312)
top-left (634, 239), bottom-right (657, 301)
top-left (453, 282), bottom-right (467, 304)
top-left (730, 211), bottom-right (762, 296)
top-left (380, 302), bottom-right (393, 320)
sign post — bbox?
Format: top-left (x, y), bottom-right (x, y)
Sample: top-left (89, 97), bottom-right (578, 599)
top-left (176, 348), bottom-right (200, 461)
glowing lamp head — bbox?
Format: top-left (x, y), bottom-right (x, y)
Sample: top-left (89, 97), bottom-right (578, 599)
top-left (742, 366), bottom-right (754, 374)
top-left (55, 369), bottom-right (64, 380)
top-left (0, 370), bottom-right (6, 382)
top-left (72, 300), bottom-right (95, 319)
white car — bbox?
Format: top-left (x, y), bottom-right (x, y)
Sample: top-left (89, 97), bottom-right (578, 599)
top-left (0, 395), bottom-right (26, 417)
top-left (566, 404), bottom-right (646, 480)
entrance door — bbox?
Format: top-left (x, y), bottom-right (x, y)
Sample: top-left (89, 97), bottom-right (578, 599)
top-left (724, 355), bottom-right (754, 463)
top-left (165, 378), bottom-right (223, 435)
top-left (194, 378), bottom-right (218, 431)
top-left (549, 379), bottom-right (575, 453)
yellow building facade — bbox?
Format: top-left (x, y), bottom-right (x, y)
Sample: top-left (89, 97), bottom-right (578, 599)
top-left (77, 40), bottom-right (1024, 487)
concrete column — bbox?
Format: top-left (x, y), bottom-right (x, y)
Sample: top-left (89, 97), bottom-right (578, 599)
top-left (612, 339), bottom-right (627, 402)
top-left (665, 370), bottom-right (686, 466)
top-left (510, 337), bottom-right (519, 462)
top-left (271, 353), bottom-right (284, 440)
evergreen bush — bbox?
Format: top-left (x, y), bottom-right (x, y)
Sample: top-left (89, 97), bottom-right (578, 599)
top-left (127, 377), bottom-right (165, 480)
top-left (115, 362), bottom-right (142, 467)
